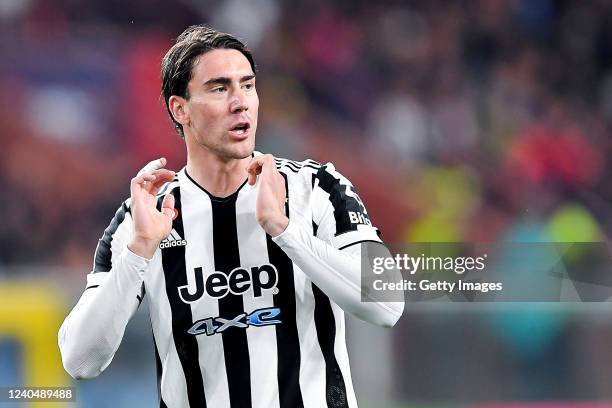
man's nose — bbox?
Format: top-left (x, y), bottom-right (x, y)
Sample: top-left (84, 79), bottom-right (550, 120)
top-left (230, 90), bottom-right (248, 113)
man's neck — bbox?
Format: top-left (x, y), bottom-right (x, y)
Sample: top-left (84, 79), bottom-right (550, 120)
top-left (185, 147), bottom-right (251, 198)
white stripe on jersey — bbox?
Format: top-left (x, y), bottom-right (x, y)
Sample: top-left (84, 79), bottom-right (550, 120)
top-left (333, 304), bottom-right (359, 408)
top-left (180, 181), bottom-right (231, 408)
top-left (235, 185), bottom-right (281, 408)
top-left (294, 269), bottom-right (328, 408)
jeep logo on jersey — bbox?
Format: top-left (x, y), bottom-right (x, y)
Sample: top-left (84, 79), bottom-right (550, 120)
top-left (178, 263), bottom-right (279, 303)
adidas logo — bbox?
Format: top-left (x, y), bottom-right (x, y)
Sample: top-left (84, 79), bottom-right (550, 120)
top-left (159, 229), bottom-right (187, 249)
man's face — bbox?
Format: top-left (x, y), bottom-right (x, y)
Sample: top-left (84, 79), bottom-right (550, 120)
top-left (181, 48), bottom-right (258, 160)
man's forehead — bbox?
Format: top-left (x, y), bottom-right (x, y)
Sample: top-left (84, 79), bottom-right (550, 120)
top-left (192, 49), bottom-right (254, 81)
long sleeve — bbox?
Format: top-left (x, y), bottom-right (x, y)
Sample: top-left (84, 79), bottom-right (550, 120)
top-left (285, 162), bottom-right (405, 326)
top-left (58, 200), bottom-right (149, 379)
top-left (58, 248), bottom-right (149, 379)
top-left (273, 220), bottom-right (404, 327)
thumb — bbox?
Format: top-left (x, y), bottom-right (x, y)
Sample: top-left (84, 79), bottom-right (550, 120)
top-left (161, 193), bottom-right (175, 219)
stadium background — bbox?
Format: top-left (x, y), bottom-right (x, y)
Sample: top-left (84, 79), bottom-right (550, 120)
top-left (2, 0), bottom-right (612, 407)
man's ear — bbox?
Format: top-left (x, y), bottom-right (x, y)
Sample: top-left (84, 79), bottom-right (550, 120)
top-left (169, 95), bottom-right (190, 127)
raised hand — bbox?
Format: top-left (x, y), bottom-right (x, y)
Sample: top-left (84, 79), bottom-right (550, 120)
top-left (247, 154), bottom-right (289, 237)
top-left (128, 158), bottom-right (176, 259)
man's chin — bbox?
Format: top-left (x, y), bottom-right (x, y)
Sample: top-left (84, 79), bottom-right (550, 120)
top-left (220, 141), bottom-right (255, 161)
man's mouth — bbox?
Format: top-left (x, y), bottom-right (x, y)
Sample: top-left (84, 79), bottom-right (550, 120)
top-left (230, 122), bottom-right (250, 135)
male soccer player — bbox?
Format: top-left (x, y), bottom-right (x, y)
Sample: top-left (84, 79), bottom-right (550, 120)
top-left (58, 25), bottom-right (404, 408)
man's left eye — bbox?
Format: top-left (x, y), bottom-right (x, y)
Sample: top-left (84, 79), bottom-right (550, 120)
top-left (243, 83), bottom-right (254, 90)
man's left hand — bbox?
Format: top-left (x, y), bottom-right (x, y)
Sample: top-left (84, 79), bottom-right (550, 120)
top-left (247, 154), bottom-right (288, 236)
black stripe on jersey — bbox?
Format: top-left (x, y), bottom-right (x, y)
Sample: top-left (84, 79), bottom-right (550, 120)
top-left (284, 161), bottom-right (302, 171)
top-left (276, 160), bottom-right (301, 173)
top-left (274, 158), bottom-right (295, 165)
top-left (290, 159), bottom-right (320, 171)
top-left (275, 158), bottom-right (320, 174)
top-left (160, 188), bottom-right (207, 408)
top-left (310, 216), bottom-right (347, 407)
top-left (312, 175), bottom-right (319, 236)
top-left (305, 159), bottom-right (321, 167)
top-left (315, 166), bottom-right (370, 236)
top-left (338, 239), bottom-right (381, 251)
top-left (211, 197), bottom-right (253, 408)
top-left (303, 164), bottom-right (321, 171)
top-left (267, 172), bottom-right (305, 408)
top-left (93, 201), bottom-right (130, 273)
top-left (157, 178), bottom-right (179, 198)
top-left (313, 166), bottom-right (378, 406)
top-left (312, 285), bottom-right (348, 408)
top-left (287, 158), bottom-right (309, 168)
top-left (138, 284), bottom-right (146, 305)
top-left (279, 165), bottom-right (299, 174)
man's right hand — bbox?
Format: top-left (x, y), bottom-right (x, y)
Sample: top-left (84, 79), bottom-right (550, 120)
top-left (127, 158), bottom-right (176, 259)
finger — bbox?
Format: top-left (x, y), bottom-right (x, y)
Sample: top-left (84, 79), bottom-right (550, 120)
top-left (246, 156), bottom-right (263, 173)
top-left (133, 169), bottom-right (175, 194)
top-left (248, 166), bottom-right (263, 176)
top-left (161, 193), bottom-right (175, 219)
top-left (130, 174), bottom-right (159, 199)
top-left (247, 157), bottom-right (264, 185)
top-left (151, 169), bottom-right (176, 189)
top-left (137, 157), bottom-right (167, 176)
top-left (132, 173), bottom-right (156, 187)
top-left (152, 168), bottom-right (175, 179)
top-left (247, 166), bottom-right (263, 184)
top-left (131, 175), bottom-right (148, 196)
top-left (258, 155), bottom-right (276, 176)
top-left (133, 169), bottom-right (173, 186)
top-left (248, 162), bottom-right (262, 185)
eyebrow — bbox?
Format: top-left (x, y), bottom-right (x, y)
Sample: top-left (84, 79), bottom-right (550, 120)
top-left (203, 75), bottom-right (256, 87)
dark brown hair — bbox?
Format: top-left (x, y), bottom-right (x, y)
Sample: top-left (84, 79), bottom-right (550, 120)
top-left (161, 25), bottom-right (256, 138)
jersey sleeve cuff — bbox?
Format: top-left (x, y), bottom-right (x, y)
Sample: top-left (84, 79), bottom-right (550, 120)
top-left (125, 246), bottom-right (154, 265)
top-left (272, 220), bottom-right (383, 251)
top-left (86, 272), bottom-right (108, 289)
top-left (86, 247), bottom-right (150, 289)
top-left (271, 218), bottom-right (300, 248)
top-left (331, 228), bottom-right (382, 250)
top-left (120, 247), bottom-right (151, 282)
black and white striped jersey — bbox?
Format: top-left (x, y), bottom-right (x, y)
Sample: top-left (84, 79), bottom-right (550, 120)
top-left (88, 153), bottom-right (382, 408)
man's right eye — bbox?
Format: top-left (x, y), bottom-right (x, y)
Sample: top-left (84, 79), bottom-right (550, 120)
top-left (212, 87), bottom-right (226, 93)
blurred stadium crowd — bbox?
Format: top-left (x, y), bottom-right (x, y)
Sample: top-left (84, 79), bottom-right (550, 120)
top-left (2, 0), bottom-right (611, 267)
top-left (3, 0), bottom-right (612, 405)
top-left (1, 0), bottom-right (611, 266)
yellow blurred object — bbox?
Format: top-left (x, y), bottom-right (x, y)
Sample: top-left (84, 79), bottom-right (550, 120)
top-left (0, 280), bottom-right (71, 408)
top-left (548, 204), bottom-right (601, 242)
top-left (404, 165), bottom-right (480, 242)
top-left (406, 213), bottom-right (463, 242)
top-left (416, 165), bottom-right (481, 218)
